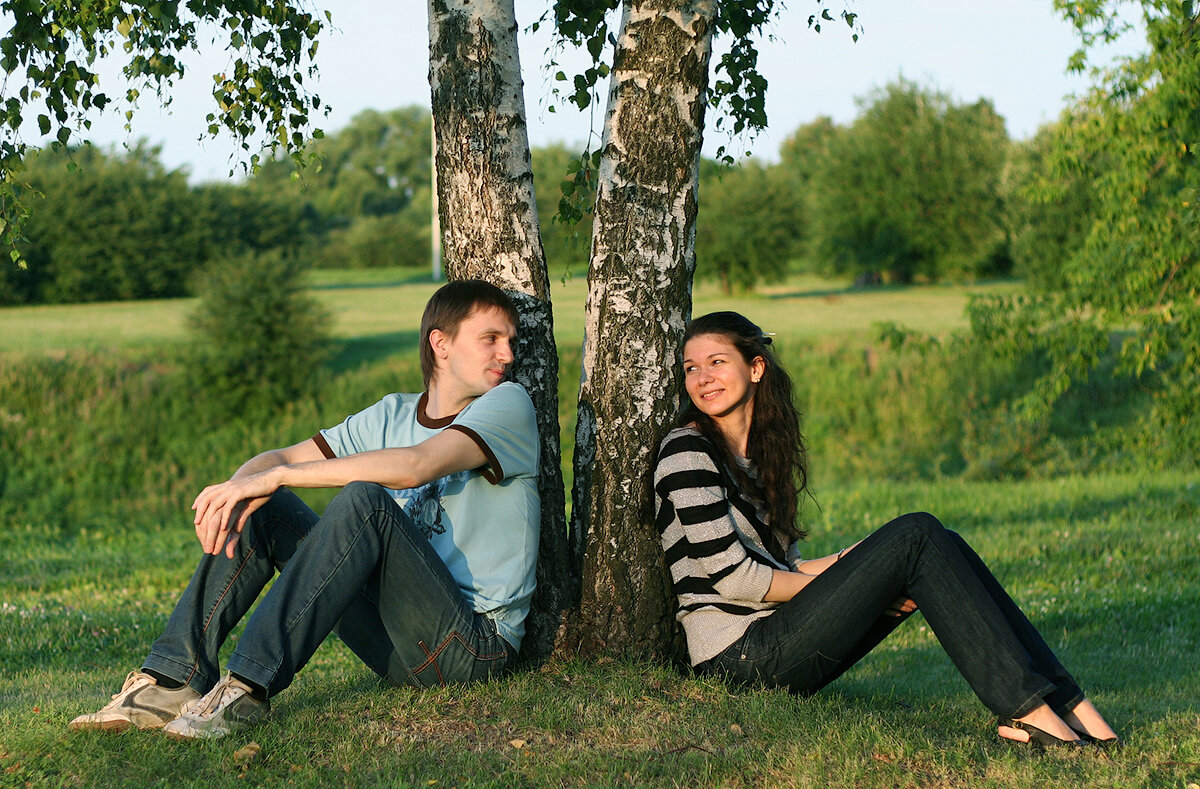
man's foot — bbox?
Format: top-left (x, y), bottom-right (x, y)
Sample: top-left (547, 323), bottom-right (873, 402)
top-left (162, 674), bottom-right (269, 740)
top-left (69, 671), bottom-right (201, 732)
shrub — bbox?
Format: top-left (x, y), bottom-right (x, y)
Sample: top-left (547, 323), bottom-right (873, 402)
top-left (189, 250), bottom-right (331, 412)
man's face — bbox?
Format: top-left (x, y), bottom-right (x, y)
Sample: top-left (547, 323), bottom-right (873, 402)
top-left (435, 306), bottom-right (517, 397)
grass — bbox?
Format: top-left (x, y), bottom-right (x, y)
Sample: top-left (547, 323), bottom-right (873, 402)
top-left (0, 269), bottom-right (1193, 786)
top-left (0, 268), bottom-right (1018, 357)
top-left (1, 472), bottom-right (1198, 787)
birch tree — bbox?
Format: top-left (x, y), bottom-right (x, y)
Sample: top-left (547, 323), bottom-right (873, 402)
top-left (427, 0), bottom-right (571, 658)
top-left (564, 1), bottom-right (718, 657)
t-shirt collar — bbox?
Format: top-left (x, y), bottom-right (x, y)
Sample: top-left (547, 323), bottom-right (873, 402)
top-left (416, 391), bottom-right (463, 428)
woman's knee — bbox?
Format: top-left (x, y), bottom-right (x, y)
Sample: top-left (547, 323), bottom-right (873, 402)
top-left (882, 511), bottom-right (946, 541)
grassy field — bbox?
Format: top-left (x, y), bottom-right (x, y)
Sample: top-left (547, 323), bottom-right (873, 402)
top-left (0, 267), bottom-right (1017, 356)
top-left (1, 473), bottom-right (1197, 787)
top-left (1, 270), bottom-right (1196, 787)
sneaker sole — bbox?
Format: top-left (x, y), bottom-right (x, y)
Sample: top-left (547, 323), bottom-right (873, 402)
top-left (69, 711), bottom-right (172, 732)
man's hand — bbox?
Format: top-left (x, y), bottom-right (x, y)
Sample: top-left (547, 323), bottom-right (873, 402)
top-left (192, 472), bottom-right (279, 557)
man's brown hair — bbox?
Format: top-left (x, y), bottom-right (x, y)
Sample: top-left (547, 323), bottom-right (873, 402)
top-left (419, 280), bottom-right (519, 387)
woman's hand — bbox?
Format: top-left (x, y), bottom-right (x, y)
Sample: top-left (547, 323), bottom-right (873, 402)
top-left (886, 596), bottom-right (917, 617)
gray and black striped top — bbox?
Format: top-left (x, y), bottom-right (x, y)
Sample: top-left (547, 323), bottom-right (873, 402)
top-left (654, 425), bottom-right (790, 665)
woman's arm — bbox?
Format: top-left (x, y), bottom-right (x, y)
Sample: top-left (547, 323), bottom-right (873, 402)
top-left (767, 539), bottom-right (917, 617)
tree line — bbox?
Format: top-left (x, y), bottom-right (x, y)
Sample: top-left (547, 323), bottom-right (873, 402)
top-left (2, 77), bottom-right (1101, 305)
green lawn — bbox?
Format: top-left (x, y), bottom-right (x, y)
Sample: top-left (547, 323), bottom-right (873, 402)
top-left (1, 472), bottom-right (1197, 787)
top-left (0, 268), bottom-right (1017, 356)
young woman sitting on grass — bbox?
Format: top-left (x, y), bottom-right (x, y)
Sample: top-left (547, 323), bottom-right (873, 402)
top-left (653, 311), bottom-right (1119, 748)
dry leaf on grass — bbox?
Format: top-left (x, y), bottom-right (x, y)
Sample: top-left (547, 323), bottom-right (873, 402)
top-left (509, 739), bottom-right (526, 749)
top-left (233, 742), bottom-right (261, 765)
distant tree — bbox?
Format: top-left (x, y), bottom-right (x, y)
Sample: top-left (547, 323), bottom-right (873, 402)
top-left (807, 79), bottom-right (1011, 283)
top-left (2, 142), bottom-right (204, 304)
top-left (252, 106), bottom-right (432, 223)
top-left (778, 115), bottom-right (838, 268)
top-left (695, 158), bottom-right (800, 292)
top-left (190, 249), bottom-right (329, 411)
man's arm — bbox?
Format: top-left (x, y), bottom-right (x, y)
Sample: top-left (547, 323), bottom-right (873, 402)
top-left (192, 430), bottom-right (487, 557)
top-left (191, 438), bottom-right (327, 557)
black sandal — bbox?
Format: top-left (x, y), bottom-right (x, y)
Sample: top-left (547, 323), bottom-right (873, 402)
top-left (998, 718), bottom-right (1086, 749)
top-left (1071, 728), bottom-right (1122, 750)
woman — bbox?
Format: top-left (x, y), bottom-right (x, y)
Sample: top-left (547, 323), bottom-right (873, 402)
top-left (653, 311), bottom-right (1118, 748)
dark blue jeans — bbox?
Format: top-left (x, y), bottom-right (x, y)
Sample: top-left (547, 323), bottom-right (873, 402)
top-left (698, 512), bottom-right (1084, 719)
top-left (143, 481), bottom-right (515, 697)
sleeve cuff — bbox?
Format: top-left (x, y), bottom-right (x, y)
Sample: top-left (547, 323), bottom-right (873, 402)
top-left (312, 432), bottom-right (336, 459)
top-left (445, 424), bottom-right (503, 484)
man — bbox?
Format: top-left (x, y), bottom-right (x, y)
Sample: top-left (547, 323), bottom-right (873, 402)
top-left (70, 280), bottom-right (540, 739)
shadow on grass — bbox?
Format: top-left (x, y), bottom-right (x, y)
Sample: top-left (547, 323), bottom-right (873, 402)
top-left (327, 330), bottom-right (421, 374)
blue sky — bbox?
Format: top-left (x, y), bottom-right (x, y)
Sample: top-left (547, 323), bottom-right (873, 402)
top-left (22, 0), bottom-right (1144, 182)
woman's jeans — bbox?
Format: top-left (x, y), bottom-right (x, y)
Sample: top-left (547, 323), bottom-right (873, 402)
top-left (698, 512), bottom-right (1084, 719)
top-left (142, 481), bottom-right (515, 697)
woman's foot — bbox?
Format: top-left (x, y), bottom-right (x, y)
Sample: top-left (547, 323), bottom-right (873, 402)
top-left (998, 705), bottom-right (1085, 748)
top-left (1061, 699), bottom-right (1121, 747)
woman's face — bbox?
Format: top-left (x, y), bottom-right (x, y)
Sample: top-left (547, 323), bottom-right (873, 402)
top-left (682, 333), bottom-right (765, 422)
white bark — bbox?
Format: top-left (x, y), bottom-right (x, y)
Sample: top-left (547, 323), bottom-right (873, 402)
top-left (428, 0), bottom-right (570, 658)
top-left (568, 0), bottom-right (717, 657)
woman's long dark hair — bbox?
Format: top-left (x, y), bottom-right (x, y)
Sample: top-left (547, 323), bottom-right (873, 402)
top-left (679, 311), bottom-right (809, 555)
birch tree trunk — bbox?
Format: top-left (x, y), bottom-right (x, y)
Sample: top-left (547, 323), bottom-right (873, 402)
top-left (566, 0), bottom-right (717, 658)
top-left (428, 0), bottom-right (571, 659)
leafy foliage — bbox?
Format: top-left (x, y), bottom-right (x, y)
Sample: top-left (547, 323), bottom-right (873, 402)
top-left (0, 141), bottom-right (313, 304)
top-left (805, 79), bottom-right (1012, 283)
top-left (1, 142), bottom-right (205, 304)
top-left (0, 0), bottom-right (328, 260)
top-left (972, 0), bottom-right (1199, 449)
top-left (1004, 116), bottom-right (1103, 291)
top-left (543, 0), bottom-right (861, 224)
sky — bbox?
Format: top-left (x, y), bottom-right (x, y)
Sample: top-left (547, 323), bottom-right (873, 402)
top-left (12, 0), bottom-right (1145, 183)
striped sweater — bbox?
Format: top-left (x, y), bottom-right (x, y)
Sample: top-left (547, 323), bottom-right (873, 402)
top-left (654, 425), bottom-right (790, 665)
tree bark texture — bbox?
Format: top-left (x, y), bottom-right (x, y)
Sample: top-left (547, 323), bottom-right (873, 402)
top-left (566, 0), bottom-right (716, 658)
top-left (428, 0), bottom-right (571, 660)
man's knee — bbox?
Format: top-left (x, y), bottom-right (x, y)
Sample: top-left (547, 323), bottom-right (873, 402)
top-left (328, 480), bottom-right (393, 516)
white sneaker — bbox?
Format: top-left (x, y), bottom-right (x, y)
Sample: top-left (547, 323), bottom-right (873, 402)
top-left (69, 671), bottom-right (201, 732)
top-left (162, 673), bottom-right (269, 740)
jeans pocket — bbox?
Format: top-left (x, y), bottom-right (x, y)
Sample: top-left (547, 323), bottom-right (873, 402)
top-left (409, 618), bottom-right (514, 688)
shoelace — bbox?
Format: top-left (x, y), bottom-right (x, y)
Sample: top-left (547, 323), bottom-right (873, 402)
top-left (111, 671), bottom-right (150, 701)
top-left (193, 679), bottom-right (244, 717)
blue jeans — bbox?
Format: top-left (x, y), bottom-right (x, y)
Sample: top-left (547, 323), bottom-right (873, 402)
top-left (143, 481), bottom-right (516, 697)
top-left (698, 512), bottom-right (1084, 719)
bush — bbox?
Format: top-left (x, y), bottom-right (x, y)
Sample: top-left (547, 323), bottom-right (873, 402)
top-left (189, 250), bottom-right (331, 412)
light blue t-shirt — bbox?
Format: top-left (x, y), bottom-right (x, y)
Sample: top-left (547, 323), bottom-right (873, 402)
top-left (315, 381), bottom-right (540, 650)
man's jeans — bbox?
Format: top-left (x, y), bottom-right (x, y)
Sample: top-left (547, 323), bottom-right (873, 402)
top-left (143, 481), bottom-right (515, 697)
top-left (699, 512), bottom-right (1084, 719)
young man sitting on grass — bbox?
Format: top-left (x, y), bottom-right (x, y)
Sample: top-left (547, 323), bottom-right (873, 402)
top-left (70, 279), bottom-right (540, 739)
